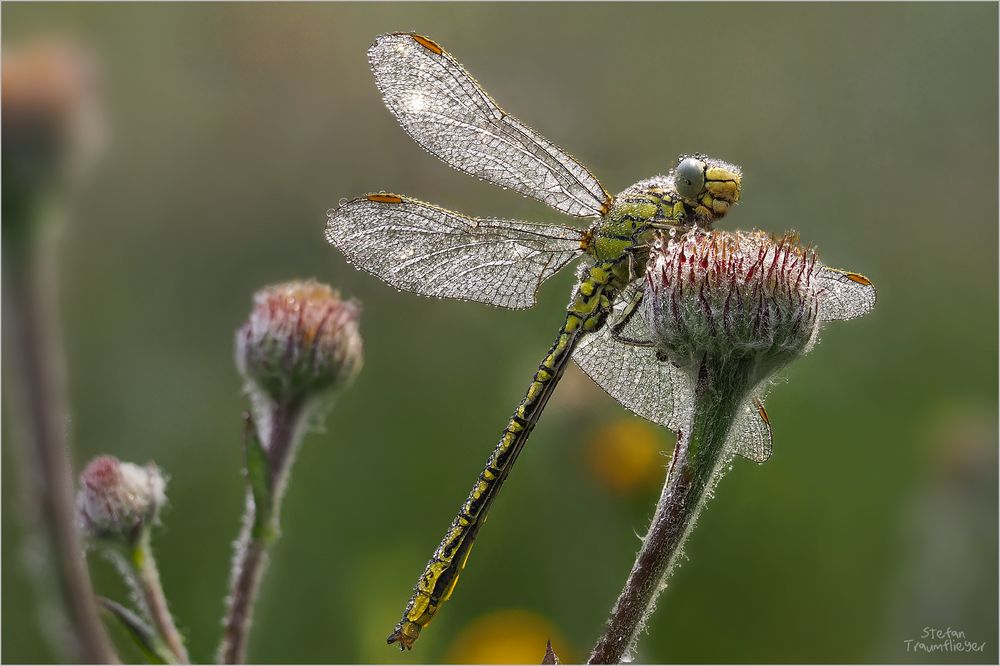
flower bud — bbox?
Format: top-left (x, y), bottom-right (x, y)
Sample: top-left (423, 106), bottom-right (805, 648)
top-left (645, 229), bottom-right (874, 384)
top-left (2, 40), bottom-right (103, 222)
top-left (76, 456), bottom-right (166, 542)
top-left (235, 280), bottom-right (363, 407)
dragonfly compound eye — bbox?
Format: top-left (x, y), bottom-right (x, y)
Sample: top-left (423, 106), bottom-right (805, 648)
top-left (674, 157), bottom-right (706, 200)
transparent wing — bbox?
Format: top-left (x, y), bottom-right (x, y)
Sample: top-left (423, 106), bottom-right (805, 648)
top-left (573, 286), bottom-right (692, 432)
top-left (368, 32), bottom-right (612, 219)
top-left (326, 194), bottom-right (584, 309)
top-left (727, 398), bottom-right (773, 463)
top-left (816, 267), bottom-right (876, 321)
top-left (574, 287), bottom-right (773, 463)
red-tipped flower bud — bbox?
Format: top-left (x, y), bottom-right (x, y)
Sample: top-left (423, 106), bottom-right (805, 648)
top-left (645, 229), bottom-right (875, 383)
top-left (235, 280), bottom-right (363, 407)
top-left (76, 455), bottom-right (166, 542)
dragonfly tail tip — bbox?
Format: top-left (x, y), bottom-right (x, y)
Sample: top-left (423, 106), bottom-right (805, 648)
top-left (387, 622), bottom-right (420, 650)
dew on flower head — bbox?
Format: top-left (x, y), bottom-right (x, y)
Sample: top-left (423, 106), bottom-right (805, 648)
top-left (642, 229), bottom-right (873, 383)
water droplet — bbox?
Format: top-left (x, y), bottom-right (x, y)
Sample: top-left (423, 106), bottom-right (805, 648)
top-left (326, 208), bottom-right (336, 217)
top-left (338, 197), bottom-right (349, 206)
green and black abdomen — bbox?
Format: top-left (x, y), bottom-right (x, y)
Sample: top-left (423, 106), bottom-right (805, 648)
top-left (387, 262), bottom-right (622, 649)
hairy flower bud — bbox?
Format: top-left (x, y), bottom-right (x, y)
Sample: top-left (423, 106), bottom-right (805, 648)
top-left (235, 280), bottom-right (363, 408)
top-left (594, 230), bottom-right (875, 663)
top-left (645, 229), bottom-right (875, 384)
top-left (76, 456), bottom-right (166, 542)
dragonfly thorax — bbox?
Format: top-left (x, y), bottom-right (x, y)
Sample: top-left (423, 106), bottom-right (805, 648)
top-left (587, 177), bottom-right (684, 264)
top-left (588, 157), bottom-right (742, 265)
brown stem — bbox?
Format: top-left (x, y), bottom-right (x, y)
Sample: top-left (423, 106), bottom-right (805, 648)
top-left (219, 520), bottom-right (269, 665)
top-left (588, 434), bottom-right (695, 664)
top-left (3, 225), bottom-right (119, 663)
top-left (588, 358), bottom-right (747, 664)
top-left (218, 402), bottom-right (304, 664)
top-left (132, 532), bottom-right (189, 663)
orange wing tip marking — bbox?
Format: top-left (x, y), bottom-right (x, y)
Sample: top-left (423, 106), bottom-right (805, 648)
top-left (411, 34), bottom-right (443, 55)
top-left (600, 195), bottom-right (614, 216)
top-left (366, 194), bottom-right (404, 204)
top-left (753, 398), bottom-right (770, 425)
top-left (845, 272), bottom-right (872, 286)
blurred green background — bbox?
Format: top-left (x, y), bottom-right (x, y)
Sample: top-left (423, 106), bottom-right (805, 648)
top-left (3, 3), bottom-right (997, 664)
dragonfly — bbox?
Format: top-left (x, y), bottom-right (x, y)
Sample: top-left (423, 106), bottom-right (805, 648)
top-left (326, 32), bottom-right (763, 650)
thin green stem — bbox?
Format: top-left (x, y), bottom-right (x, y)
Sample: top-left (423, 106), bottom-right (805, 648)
top-left (218, 401), bottom-right (306, 664)
top-left (132, 531), bottom-right (189, 664)
top-left (588, 356), bottom-right (751, 664)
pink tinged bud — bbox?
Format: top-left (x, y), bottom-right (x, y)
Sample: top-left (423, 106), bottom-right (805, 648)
top-left (645, 229), bottom-right (875, 383)
top-left (235, 280), bottom-right (363, 407)
top-left (76, 456), bottom-right (167, 542)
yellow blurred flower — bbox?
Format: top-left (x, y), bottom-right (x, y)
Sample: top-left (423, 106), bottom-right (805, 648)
top-left (586, 418), bottom-right (672, 495)
top-left (445, 609), bottom-right (574, 665)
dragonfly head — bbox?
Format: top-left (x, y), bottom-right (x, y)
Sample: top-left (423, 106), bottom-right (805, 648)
top-left (671, 155), bottom-right (742, 224)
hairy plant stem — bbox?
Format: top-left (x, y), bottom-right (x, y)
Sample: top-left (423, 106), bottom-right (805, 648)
top-left (131, 530), bottom-right (189, 663)
top-left (589, 355), bottom-right (751, 664)
top-left (2, 214), bottom-right (119, 664)
top-left (219, 401), bottom-right (306, 664)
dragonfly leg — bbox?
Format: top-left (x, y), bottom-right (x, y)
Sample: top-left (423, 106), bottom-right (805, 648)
top-left (610, 289), bottom-right (656, 347)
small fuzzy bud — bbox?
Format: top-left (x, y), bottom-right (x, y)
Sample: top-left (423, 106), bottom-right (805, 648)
top-left (76, 456), bottom-right (166, 542)
top-left (645, 229), bottom-right (874, 384)
top-left (235, 280), bottom-right (363, 408)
